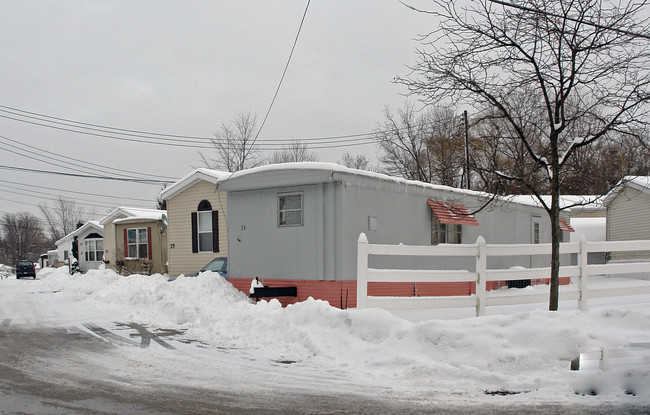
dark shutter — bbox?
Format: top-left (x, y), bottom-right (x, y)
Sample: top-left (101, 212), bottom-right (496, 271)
top-left (123, 229), bottom-right (128, 259)
top-left (147, 227), bottom-right (152, 260)
top-left (191, 212), bottom-right (198, 253)
top-left (212, 210), bottom-right (219, 252)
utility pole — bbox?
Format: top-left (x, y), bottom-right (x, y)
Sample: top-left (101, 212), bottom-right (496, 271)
top-left (464, 110), bottom-right (470, 190)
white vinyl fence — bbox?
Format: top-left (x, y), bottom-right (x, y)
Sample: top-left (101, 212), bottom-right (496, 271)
top-left (356, 233), bottom-right (650, 316)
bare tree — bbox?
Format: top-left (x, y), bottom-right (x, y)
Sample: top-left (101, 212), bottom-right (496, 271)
top-left (376, 102), bottom-right (465, 185)
top-left (39, 196), bottom-right (91, 245)
top-left (0, 212), bottom-right (47, 265)
top-left (199, 112), bottom-right (264, 172)
top-left (268, 139), bottom-right (319, 164)
top-left (399, 0), bottom-right (650, 310)
top-left (338, 152), bottom-right (371, 170)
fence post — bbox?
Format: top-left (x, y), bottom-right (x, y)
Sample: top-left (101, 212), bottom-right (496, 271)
top-left (357, 233), bottom-right (369, 309)
top-left (578, 236), bottom-right (589, 311)
top-left (476, 236), bottom-right (487, 317)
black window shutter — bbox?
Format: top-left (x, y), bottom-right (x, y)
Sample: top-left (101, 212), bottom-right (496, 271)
top-left (191, 212), bottom-right (198, 253)
top-left (212, 210), bottom-right (219, 252)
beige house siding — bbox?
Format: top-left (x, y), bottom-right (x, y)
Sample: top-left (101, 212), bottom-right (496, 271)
top-left (167, 180), bottom-right (228, 277)
top-left (113, 221), bottom-right (168, 274)
top-left (102, 213), bottom-right (128, 269)
top-left (607, 187), bottom-right (650, 261)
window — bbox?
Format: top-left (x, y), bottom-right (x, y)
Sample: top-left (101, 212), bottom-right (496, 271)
top-left (84, 239), bottom-right (104, 262)
top-left (198, 211), bottom-right (213, 252)
top-left (427, 199), bottom-right (477, 244)
top-left (431, 216), bottom-right (462, 245)
top-left (191, 200), bottom-right (219, 253)
top-left (278, 193), bottom-right (303, 226)
top-left (532, 218), bottom-right (541, 244)
top-left (127, 228), bottom-right (149, 259)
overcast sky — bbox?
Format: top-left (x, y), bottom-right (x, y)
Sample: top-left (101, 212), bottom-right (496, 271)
top-left (0, 0), bottom-right (435, 223)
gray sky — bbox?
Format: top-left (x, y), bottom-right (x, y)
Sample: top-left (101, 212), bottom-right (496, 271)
top-left (0, 0), bottom-right (433, 222)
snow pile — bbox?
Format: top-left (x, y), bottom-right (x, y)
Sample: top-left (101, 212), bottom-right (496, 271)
top-left (28, 268), bottom-right (650, 402)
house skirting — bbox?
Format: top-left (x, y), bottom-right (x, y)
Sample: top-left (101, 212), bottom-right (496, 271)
top-left (227, 277), bottom-right (571, 309)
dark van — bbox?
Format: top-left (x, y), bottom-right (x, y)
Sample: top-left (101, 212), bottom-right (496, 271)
top-left (16, 260), bottom-right (36, 279)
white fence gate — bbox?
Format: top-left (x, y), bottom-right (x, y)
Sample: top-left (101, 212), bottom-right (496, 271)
top-left (356, 233), bottom-right (650, 316)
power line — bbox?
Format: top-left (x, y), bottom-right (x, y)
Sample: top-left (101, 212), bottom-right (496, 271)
top-left (0, 135), bottom-right (179, 180)
top-left (247, 0), bottom-right (312, 155)
top-left (0, 134), bottom-right (179, 181)
top-left (0, 165), bottom-right (173, 185)
top-left (0, 103), bottom-right (379, 148)
top-left (0, 185), bottom-right (150, 211)
top-left (0, 178), bottom-right (153, 203)
top-left (0, 111), bottom-right (378, 149)
top-left (487, 0), bottom-right (650, 40)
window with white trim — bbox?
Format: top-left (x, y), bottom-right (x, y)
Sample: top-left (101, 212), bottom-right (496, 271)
top-left (84, 239), bottom-right (104, 262)
top-left (197, 210), bottom-right (213, 252)
top-left (532, 217), bottom-right (541, 244)
top-left (278, 193), bottom-right (303, 226)
top-left (127, 228), bottom-right (148, 259)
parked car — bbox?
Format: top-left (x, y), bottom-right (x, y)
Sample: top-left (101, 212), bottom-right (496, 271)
top-left (15, 260), bottom-right (36, 279)
top-left (168, 257), bottom-right (228, 281)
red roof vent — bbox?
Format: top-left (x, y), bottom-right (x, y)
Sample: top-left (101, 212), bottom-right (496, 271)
top-left (427, 200), bottom-right (479, 226)
top-left (559, 218), bottom-right (575, 232)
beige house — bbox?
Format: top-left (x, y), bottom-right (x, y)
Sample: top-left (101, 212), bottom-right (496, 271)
top-left (160, 168), bottom-right (230, 277)
top-left (604, 176), bottom-right (650, 262)
top-left (99, 207), bottom-right (168, 275)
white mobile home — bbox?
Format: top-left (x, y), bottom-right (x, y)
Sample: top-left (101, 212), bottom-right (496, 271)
top-left (218, 163), bottom-right (570, 307)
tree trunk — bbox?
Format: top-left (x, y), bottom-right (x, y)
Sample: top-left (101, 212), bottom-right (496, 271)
top-left (549, 142), bottom-right (561, 311)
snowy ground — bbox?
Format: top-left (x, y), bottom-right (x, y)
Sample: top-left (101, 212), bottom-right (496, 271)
top-left (2, 267), bottom-right (650, 413)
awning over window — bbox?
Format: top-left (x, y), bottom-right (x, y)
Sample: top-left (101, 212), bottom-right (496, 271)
top-left (559, 218), bottom-right (575, 232)
top-left (427, 200), bottom-right (479, 226)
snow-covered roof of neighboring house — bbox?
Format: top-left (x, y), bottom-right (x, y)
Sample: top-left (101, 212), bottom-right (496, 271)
top-left (603, 176), bottom-right (650, 206)
top-left (99, 207), bottom-right (167, 226)
top-left (160, 168), bottom-right (231, 201)
top-left (507, 195), bottom-right (605, 214)
top-left (55, 221), bottom-right (104, 246)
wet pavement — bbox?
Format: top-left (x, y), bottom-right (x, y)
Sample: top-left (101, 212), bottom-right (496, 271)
top-left (2, 320), bottom-right (649, 414)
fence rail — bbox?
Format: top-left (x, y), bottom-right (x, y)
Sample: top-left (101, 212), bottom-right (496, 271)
top-left (356, 233), bottom-right (650, 316)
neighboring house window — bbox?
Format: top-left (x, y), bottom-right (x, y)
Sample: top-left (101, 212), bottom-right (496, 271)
top-left (431, 214), bottom-right (462, 245)
top-left (125, 228), bottom-right (150, 259)
top-left (64, 251), bottom-right (69, 261)
top-left (532, 217), bottom-right (541, 244)
top-left (191, 200), bottom-right (219, 253)
top-left (84, 239), bottom-right (104, 262)
top-left (278, 193), bottom-right (303, 226)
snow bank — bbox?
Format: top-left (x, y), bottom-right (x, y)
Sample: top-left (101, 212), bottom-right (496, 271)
top-left (29, 268), bottom-right (650, 402)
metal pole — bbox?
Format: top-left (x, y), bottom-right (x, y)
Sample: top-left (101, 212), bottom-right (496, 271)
top-left (464, 110), bottom-right (470, 190)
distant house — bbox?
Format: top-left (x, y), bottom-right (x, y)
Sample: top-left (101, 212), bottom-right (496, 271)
top-left (603, 176), bottom-right (650, 263)
top-left (160, 168), bottom-right (230, 277)
top-left (99, 207), bottom-right (168, 275)
top-left (218, 163), bottom-right (570, 308)
top-left (54, 221), bottom-right (104, 272)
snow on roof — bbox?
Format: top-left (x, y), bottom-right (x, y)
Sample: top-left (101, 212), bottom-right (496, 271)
top-left (507, 195), bottom-right (605, 213)
top-left (54, 220), bottom-right (104, 246)
top-left (603, 176), bottom-right (650, 205)
top-left (160, 168), bottom-right (231, 201)
top-left (99, 207), bottom-right (167, 226)
top-left (222, 162), bottom-right (492, 199)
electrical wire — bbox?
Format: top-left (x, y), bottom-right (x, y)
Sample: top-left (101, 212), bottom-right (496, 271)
top-left (0, 165), bottom-right (173, 185)
top-left (0, 178), bottom-right (153, 203)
